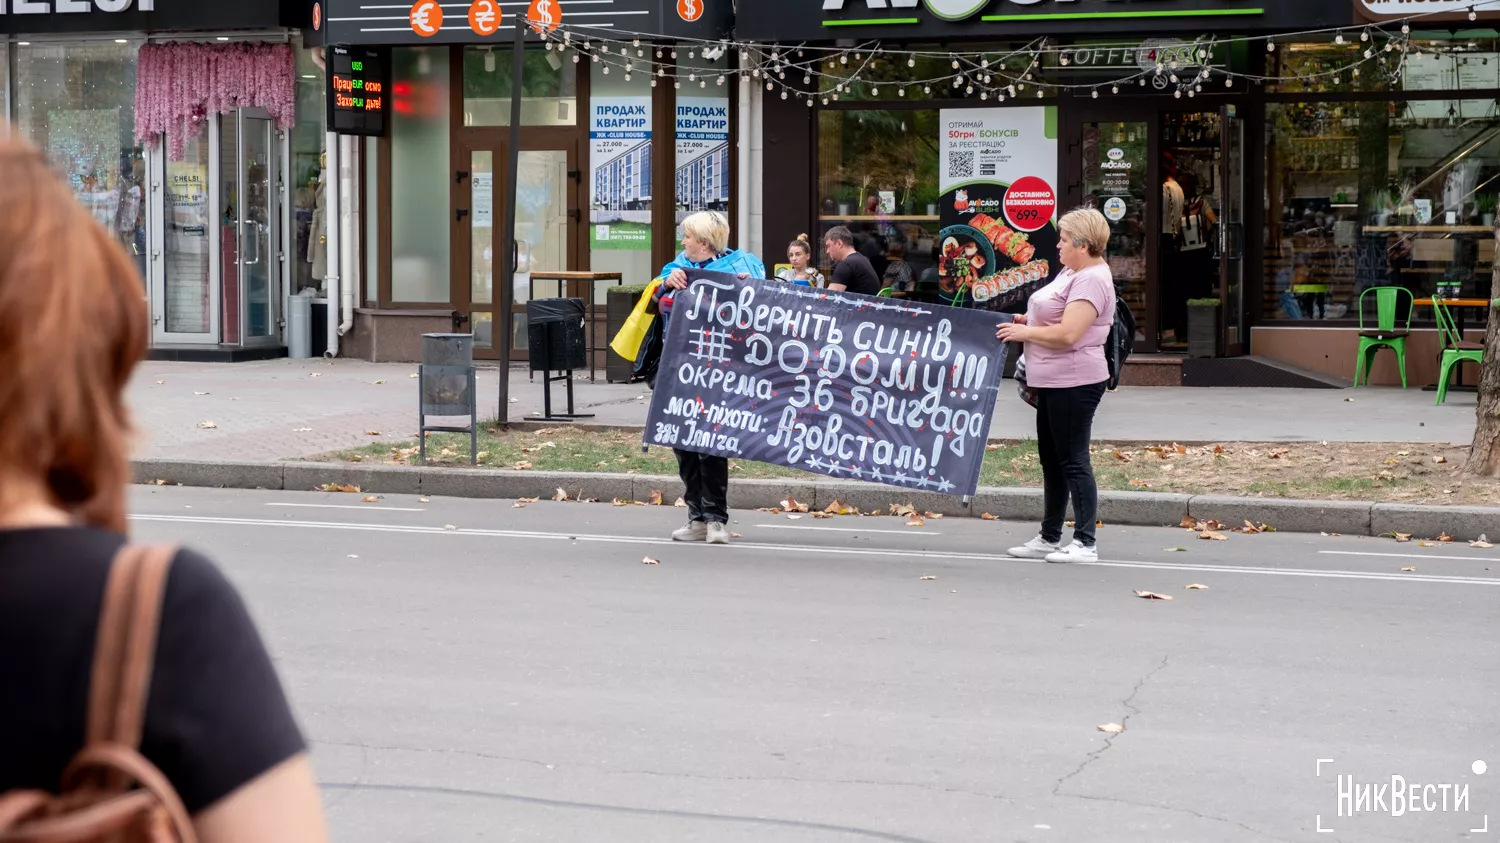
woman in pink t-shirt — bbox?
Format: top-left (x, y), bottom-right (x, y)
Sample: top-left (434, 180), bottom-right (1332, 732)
top-left (996, 208), bottom-right (1116, 564)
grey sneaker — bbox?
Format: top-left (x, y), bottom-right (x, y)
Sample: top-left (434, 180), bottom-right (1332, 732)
top-left (673, 521), bottom-right (708, 542)
top-left (1045, 541), bottom-right (1098, 564)
top-left (705, 522), bottom-right (730, 545)
top-left (1008, 534), bottom-right (1061, 559)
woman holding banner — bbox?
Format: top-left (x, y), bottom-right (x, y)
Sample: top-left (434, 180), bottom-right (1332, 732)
top-left (655, 211), bottom-right (767, 545)
top-left (997, 207), bottom-right (1116, 565)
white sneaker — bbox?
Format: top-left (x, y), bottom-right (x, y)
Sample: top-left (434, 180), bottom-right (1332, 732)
top-left (705, 522), bottom-right (730, 545)
top-left (1045, 541), bottom-right (1098, 564)
top-left (673, 521), bottom-right (708, 542)
top-left (1007, 535), bottom-right (1061, 559)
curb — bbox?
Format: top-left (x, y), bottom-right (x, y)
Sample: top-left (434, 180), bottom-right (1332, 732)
top-left (130, 459), bottom-right (1499, 542)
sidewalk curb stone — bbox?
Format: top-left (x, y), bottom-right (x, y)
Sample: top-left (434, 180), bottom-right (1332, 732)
top-left (131, 459), bottom-right (1499, 542)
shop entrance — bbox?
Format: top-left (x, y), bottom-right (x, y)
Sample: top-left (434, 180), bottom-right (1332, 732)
top-left (454, 133), bottom-right (584, 362)
top-left (147, 107), bottom-right (287, 350)
top-left (1067, 101), bottom-right (1246, 356)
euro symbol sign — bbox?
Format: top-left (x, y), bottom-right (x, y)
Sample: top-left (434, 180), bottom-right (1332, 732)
top-left (410, 0), bottom-right (443, 36)
top-left (468, 0), bottom-right (501, 36)
top-left (677, 0), bottom-right (702, 22)
top-left (528, 0), bottom-right (561, 33)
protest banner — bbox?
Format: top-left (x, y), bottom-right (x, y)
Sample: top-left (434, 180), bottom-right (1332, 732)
top-left (643, 271), bottom-right (1010, 499)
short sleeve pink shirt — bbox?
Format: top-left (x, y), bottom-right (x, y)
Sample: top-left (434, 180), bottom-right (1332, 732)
top-left (1023, 262), bottom-right (1116, 389)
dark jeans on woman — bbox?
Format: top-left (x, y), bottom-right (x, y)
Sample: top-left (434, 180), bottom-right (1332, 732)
top-left (675, 449), bottom-right (729, 524)
top-left (1036, 381), bottom-right (1108, 548)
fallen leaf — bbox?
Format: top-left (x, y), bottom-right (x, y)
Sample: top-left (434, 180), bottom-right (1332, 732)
top-left (1113, 450), bottom-right (1132, 463)
top-left (508, 398), bottom-right (519, 403)
top-left (1343, 397), bottom-right (1354, 402)
top-left (1213, 443), bottom-right (1225, 455)
top-left (518, 497), bottom-right (538, 503)
top-left (907, 518), bottom-right (926, 527)
top-left (781, 497), bottom-right (810, 513)
top-left (891, 503), bottom-right (917, 517)
top-left (920, 575), bottom-right (937, 581)
top-left (197, 421), bottom-right (217, 429)
top-left (321, 484), bottom-right (360, 493)
top-left (347, 554), bottom-right (359, 559)
top-left (1389, 532), bottom-right (1413, 543)
top-left (535, 428), bottom-right (560, 436)
top-left (294, 427), bottom-right (313, 432)
top-left (985, 443), bottom-right (1001, 452)
top-left (923, 512), bottom-right (946, 520)
top-left (729, 461), bottom-right (743, 471)
top-left (513, 461), bottom-right (534, 471)
top-left (419, 497), bottom-right (431, 503)
top-left (1174, 443), bottom-right (1188, 455)
top-left (155, 380), bottom-right (165, 385)
top-left (1396, 450), bottom-right (1411, 457)
top-left (1133, 590), bottom-right (1173, 601)
top-left (981, 513), bottom-right (999, 521)
top-left (674, 497), bottom-right (688, 508)
top-left (1438, 533), bottom-right (1454, 543)
top-left (1199, 530), bottom-right (1228, 542)
top-left (373, 380), bottom-right (385, 385)
top-left (824, 499), bottom-right (856, 515)
top-left (361, 496), bottom-right (379, 503)
top-left (1098, 723), bottom-right (1125, 734)
top-left (366, 431), bottom-right (382, 436)
top-left (1185, 583), bottom-right (1209, 590)
top-left (409, 373), bottom-right (419, 378)
top-left (811, 511), bottom-right (834, 519)
top-left (553, 488), bottom-right (570, 502)
top-left (512, 502), bottom-right (528, 509)
top-left (649, 489), bottom-right (664, 506)
top-left (443, 524), bottom-right (458, 531)
top-left (152, 479), bottom-right (168, 486)
top-left (1165, 547), bottom-right (1188, 552)
top-left (476, 452), bottom-right (490, 461)
top-left (1471, 536), bottom-right (1493, 549)
top-left (786, 514), bottom-right (804, 520)
top-left (1180, 515), bottom-right (1198, 530)
top-left (1435, 455), bottom-right (1448, 464)
top-left (194, 391), bottom-right (210, 396)
top-left (1401, 566), bottom-right (1418, 572)
top-left (612, 498), bottom-right (629, 507)
top-left (1419, 541), bottom-right (1437, 548)
top-left (730, 532), bottom-right (742, 538)
top-left (641, 556), bottom-right (660, 565)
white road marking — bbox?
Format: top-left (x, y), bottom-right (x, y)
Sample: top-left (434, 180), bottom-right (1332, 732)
top-left (1320, 550), bottom-right (1499, 563)
top-left (128, 514), bottom-right (1500, 587)
top-left (755, 524), bottom-right (943, 535)
top-left (265, 503), bottom-right (427, 512)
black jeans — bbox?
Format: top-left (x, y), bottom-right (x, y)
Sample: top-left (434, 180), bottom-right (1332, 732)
top-left (1035, 381), bottom-right (1108, 548)
top-left (675, 449), bottom-right (729, 524)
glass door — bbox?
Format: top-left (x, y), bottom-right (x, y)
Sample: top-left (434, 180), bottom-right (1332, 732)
top-left (220, 108), bottom-right (282, 346)
top-left (456, 139), bottom-right (579, 361)
top-left (1077, 113), bottom-right (1153, 351)
top-left (1219, 106), bottom-right (1247, 356)
top-left (151, 134), bottom-right (217, 344)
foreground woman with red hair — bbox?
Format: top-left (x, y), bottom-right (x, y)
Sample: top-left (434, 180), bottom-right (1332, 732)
top-left (0, 138), bottom-right (329, 841)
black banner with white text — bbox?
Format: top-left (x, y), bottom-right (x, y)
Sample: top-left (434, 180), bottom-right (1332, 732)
top-left (643, 271), bottom-right (1009, 498)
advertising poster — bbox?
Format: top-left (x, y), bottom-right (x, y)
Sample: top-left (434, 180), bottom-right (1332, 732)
top-left (590, 96), bottom-right (653, 251)
top-left (675, 96), bottom-right (730, 230)
top-left (938, 106), bottom-right (1059, 311)
top-left (644, 271), bottom-right (1008, 498)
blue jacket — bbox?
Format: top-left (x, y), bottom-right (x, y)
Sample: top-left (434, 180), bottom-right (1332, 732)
top-left (658, 249), bottom-right (767, 284)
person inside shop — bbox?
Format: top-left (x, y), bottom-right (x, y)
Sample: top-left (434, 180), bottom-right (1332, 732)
top-left (652, 210), bottom-right (767, 546)
top-left (823, 226), bottom-right (883, 297)
top-left (997, 207), bottom-right (1117, 565)
top-left (1166, 171), bottom-right (1218, 341)
top-left (882, 240), bottom-right (916, 297)
top-left (777, 234), bottom-right (826, 288)
top-left (1160, 155), bottom-right (1186, 342)
top-left (0, 138), bottom-right (329, 841)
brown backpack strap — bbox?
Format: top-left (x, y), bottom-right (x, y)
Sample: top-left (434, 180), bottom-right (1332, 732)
top-left (86, 546), bottom-right (177, 785)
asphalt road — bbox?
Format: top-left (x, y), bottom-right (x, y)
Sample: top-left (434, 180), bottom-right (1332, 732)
top-left (127, 486), bottom-right (1500, 843)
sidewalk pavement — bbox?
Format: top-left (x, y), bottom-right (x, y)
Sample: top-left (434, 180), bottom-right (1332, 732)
top-left (128, 359), bottom-right (1480, 462)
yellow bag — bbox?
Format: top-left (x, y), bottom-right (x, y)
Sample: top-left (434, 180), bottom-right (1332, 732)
top-left (609, 277), bottom-right (662, 361)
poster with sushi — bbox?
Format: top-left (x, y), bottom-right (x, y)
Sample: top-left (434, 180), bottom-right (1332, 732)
top-left (938, 107), bottom-right (1059, 311)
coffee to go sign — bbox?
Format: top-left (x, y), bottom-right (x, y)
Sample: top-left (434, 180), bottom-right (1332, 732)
top-left (0, 0), bottom-right (151, 11)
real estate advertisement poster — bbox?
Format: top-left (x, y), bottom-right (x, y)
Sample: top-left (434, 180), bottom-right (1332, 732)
top-left (590, 96), bottom-right (653, 251)
top-left (675, 96), bottom-right (730, 232)
top-left (937, 106), bottom-right (1059, 310)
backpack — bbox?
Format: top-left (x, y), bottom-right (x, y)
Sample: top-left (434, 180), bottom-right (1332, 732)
top-left (1105, 288), bottom-right (1136, 391)
top-left (0, 546), bottom-right (197, 843)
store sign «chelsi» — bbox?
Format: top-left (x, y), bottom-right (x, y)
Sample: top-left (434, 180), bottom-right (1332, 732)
top-left (0, 0), bottom-right (151, 12)
top-left (821, 0), bottom-right (1249, 18)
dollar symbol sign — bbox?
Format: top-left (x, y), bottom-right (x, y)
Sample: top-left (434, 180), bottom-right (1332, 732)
top-left (537, 0), bottom-right (553, 28)
top-left (681, 0), bottom-right (697, 19)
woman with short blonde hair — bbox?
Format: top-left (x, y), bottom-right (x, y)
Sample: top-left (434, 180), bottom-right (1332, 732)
top-left (997, 206), bottom-right (1118, 564)
top-left (680, 210), bottom-right (731, 255)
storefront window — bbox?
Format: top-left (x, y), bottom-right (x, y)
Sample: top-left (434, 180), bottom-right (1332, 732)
top-left (675, 49), bottom-right (730, 240)
top-left (589, 61), bottom-right (652, 291)
top-left (817, 108), bottom-right (941, 283)
top-left (13, 41), bottom-right (146, 279)
top-left (463, 46), bottom-right (577, 127)
top-left (292, 44), bottom-right (326, 296)
top-left (1271, 38), bottom-right (1500, 97)
top-left (163, 134), bottom-right (211, 334)
top-left (390, 47), bottom-right (451, 303)
top-left (1263, 102), bottom-right (1500, 321)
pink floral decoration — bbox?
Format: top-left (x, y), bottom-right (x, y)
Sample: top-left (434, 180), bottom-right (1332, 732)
top-left (135, 42), bottom-right (297, 160)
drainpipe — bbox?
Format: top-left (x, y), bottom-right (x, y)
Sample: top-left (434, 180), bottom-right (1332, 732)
top-left (737, 49), bottom-right (751, 252)
top-left (337, 133), bottom-right (358, 336)
top-left (324, 131), bottom-right (341, 357)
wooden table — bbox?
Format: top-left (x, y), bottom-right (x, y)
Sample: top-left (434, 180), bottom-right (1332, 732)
top-left (1414, 298), bottom-right (1491, 391)
top-left (528, 271), bottom-right (625, 382)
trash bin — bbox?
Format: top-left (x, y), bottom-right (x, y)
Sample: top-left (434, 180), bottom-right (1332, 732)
top-left (527, 298), bottom-right (587, 373)
top-left (287, 294), bottom-right (313, 359)
top-left (421, 333), bottom-right (475, 416)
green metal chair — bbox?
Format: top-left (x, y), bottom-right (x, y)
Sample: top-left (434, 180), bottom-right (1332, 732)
top-left (1353, 286), bottom-right (1413, 388)
top-left (1432, 297), bottom-right (1485, 406)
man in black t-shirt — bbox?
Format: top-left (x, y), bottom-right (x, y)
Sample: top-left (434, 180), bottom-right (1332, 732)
top-left (824, 226), bottom-right (883, 297)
